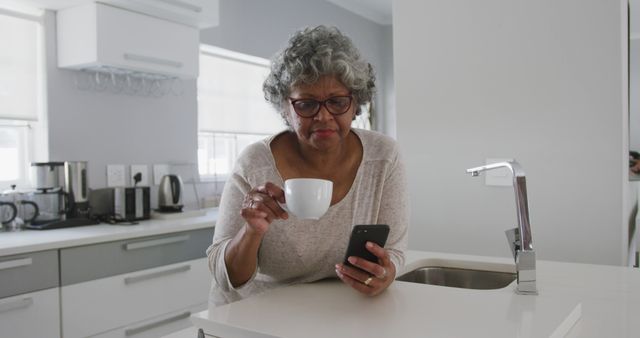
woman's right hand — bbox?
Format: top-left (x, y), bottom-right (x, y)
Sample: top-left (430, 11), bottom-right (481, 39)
top-left (241, 182), bottom-right (288, 235)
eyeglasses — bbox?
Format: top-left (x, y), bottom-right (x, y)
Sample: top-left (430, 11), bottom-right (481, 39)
top-left (288, 95), bottom-right (353, 118)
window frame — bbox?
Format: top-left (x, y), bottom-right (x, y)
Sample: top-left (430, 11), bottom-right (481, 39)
top-left (197, 130), bottom-right (273, 182)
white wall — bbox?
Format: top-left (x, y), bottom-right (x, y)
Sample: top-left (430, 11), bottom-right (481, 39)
top-left (632, 0), bottom-right (640, 151)
top-left (44, 0), bottom-right (394, 207)
top-left (631, 40), bottom-right (640, 151)
top-left (394, 0), bottom-right (629, 265)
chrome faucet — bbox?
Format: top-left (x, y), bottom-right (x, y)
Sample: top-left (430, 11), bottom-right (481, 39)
top-left (466, 160), bottom-right (538, 295)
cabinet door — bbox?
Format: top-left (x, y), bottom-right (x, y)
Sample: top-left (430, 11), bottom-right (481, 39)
top-left (97, 3), bottom-right (199, 77)
top-left (102, 0), bottom-right (219, 28)
top-left (61, 257), bottom-right (210, 338)
top-left (57, 3), bottom-right (199, 78)
top-left (0, 250), bottom-right (59, 298)
top-left (0, 288), bottom-right (60, 338)
top-left (60, 227), bottom-right (213, 285)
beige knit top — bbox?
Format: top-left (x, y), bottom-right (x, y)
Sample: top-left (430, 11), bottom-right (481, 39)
top-left (207, 128), bottom-right (409, 306)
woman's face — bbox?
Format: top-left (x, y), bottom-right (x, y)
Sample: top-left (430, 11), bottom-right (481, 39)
top-left (285, 75), bottom-right (356, 152)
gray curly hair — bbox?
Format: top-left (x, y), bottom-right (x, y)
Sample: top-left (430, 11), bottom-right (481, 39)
top-left (263, 25), bottom-right (375, 125)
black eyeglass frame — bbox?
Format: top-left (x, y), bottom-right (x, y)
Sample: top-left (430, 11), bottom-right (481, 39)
top-left (287, 95), bottom-right (354, 118)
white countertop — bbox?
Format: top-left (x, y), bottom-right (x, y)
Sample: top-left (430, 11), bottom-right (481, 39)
top-left (191, 250), bottom-right (640, 338)
top-left (0, 209), bottom-right (218, 256)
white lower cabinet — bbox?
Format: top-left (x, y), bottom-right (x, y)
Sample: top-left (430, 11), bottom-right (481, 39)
top-left (0, 288), bottom-right (60, 338)
top-left (61, 257), bottom-right (210, 338)
top-left (93, 302), bottom-right (207, 338)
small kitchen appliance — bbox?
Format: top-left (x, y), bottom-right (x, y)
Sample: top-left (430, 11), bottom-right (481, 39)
top-left (158, 175), bottom-right (184, 212)
top-left (27, 161), bottom-right (99, 230)
top-left (29, 162), bottom-right (66, 227)
top-left (89, 187), bottom-right (150, 222)
top-left (0, 197), bottom-right (17, 231)
top-left (115, 187), bottom-right (150, 221)
top-left (0, 185), bottom-right (38, 231)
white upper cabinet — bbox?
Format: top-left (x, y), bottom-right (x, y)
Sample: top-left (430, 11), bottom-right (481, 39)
top-left (101, 0), bottom-right (219, 29)
top-left (57, 2), bottom-right (199, 78)
top-left (25, 0), bottom-right (219, 28)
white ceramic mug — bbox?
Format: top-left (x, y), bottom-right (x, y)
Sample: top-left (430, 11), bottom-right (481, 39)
top-left (283, 178), bottom-right (333, 220)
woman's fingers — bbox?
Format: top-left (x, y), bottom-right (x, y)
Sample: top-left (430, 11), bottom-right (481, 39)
top-left (262, 182), bottom-right (286, 203)
top-left (241, 182), bottom-right (289, 233)
top-left (239, 207), bottom-right (269, 234)
top-left (255, 183), bottom-right (288, 219)
top-left (335, 264), bottom-right (379, 295)
top-left (345, 242), bottom-right (390, 278)
top-left (336, 244), bottom-right (397, 296)
top-left (336, 263), bottom-right (372, 284)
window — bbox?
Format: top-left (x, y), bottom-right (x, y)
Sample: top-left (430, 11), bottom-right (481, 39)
top-left (197, 46), bottom-right (285, 181)
top-left (197, 45), bottom-right (372, 181)
top-left (0, 6), bottom-right (45, 187)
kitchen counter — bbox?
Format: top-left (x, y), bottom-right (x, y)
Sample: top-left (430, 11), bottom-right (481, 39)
top-left (191, 250), bottom-right (640, 338)
top-left (0, 209), bottom-right (218, 256)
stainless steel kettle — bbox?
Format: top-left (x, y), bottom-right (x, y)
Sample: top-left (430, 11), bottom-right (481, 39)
top-left (158, 175), bottom-right (184, 212)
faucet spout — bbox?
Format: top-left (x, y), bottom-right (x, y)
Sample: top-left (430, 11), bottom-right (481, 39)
top-left (465, 161), bottom-right (533, 251)
top-left (466, 160), bottom-right (538, 295)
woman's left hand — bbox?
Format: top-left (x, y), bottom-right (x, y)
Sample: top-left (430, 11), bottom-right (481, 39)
top-left (335, 242), bottom-right (396, 296)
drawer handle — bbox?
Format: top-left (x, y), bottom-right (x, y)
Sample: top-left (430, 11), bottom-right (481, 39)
top-left (123, 53), bottom-right (183, 69)
top-left (154, 0), bottom-right (202, 13)
top-left (0, 297), bottom-right (33, 313)
top-left (124, 310), bottom-right (191, 336)
top-left (0, 257), bottom-right (33, 271)
top-left (124, 264), bottom-right (190, 285)
top-left (124, 234), bottom-right (190, 250)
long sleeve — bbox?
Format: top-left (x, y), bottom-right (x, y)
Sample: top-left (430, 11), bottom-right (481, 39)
top-left (376, 146), bottom-right (410, 271)
top-left (206, 146), bottom-right (267, 305)
top-left (206, 172), bottom-right (255, 287)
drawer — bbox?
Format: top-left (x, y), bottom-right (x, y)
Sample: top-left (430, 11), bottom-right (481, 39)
top-left (93, 303), bottom-right (207, 338)
top-left (61, 227), bottom-right (214, 285)
top-left (61, 257), bottom-right (210, 338)
top-left (0, 250), bottom-right (59, 298)
top-left (0, 288), bottom-right (60, 338)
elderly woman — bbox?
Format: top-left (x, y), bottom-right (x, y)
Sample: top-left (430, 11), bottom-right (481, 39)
top-left (207, 25), bottom-right (409, 306)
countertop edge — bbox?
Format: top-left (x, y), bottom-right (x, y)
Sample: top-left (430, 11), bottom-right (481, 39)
top-left (0, 209), bottom-right (218, 256)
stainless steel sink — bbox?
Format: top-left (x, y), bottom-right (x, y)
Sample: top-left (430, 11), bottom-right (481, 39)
top-left (396, 266), bottom-right (516, 290)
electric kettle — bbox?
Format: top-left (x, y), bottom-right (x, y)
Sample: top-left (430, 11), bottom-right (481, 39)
top-left (158, 175), bottom-right (184, 212)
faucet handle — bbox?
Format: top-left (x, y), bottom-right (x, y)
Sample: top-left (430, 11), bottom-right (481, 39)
top-left (505, 227), bottom-right (519, 261)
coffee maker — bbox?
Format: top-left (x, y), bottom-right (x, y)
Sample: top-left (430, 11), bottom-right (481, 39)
top-left (28, 161), bottom-right (99, 230)
top-left (29, 162), bottom-right (66, 227)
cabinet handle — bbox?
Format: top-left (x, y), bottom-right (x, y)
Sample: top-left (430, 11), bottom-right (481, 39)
top-left (0, 297), bottom-right (33, 313)
top-left (124, 264), bottom-right (190, 285)
top-left (124, 234), bottom-right (190, 250)
top-left (0, 257), bottom-right (32, 271)
top-left (124, 310), bottom-right (191, 336)
top-left (123, 53), bottom-right (183, 69)
top-left (154, 0), bottom-right (202, 13)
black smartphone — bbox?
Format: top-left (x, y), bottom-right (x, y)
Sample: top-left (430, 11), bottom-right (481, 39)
top-left (343, 224), bottom-right (390, 268)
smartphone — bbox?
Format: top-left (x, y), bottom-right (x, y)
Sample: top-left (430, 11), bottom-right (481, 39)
top-left (343, 224), bottom-right (390, 269)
